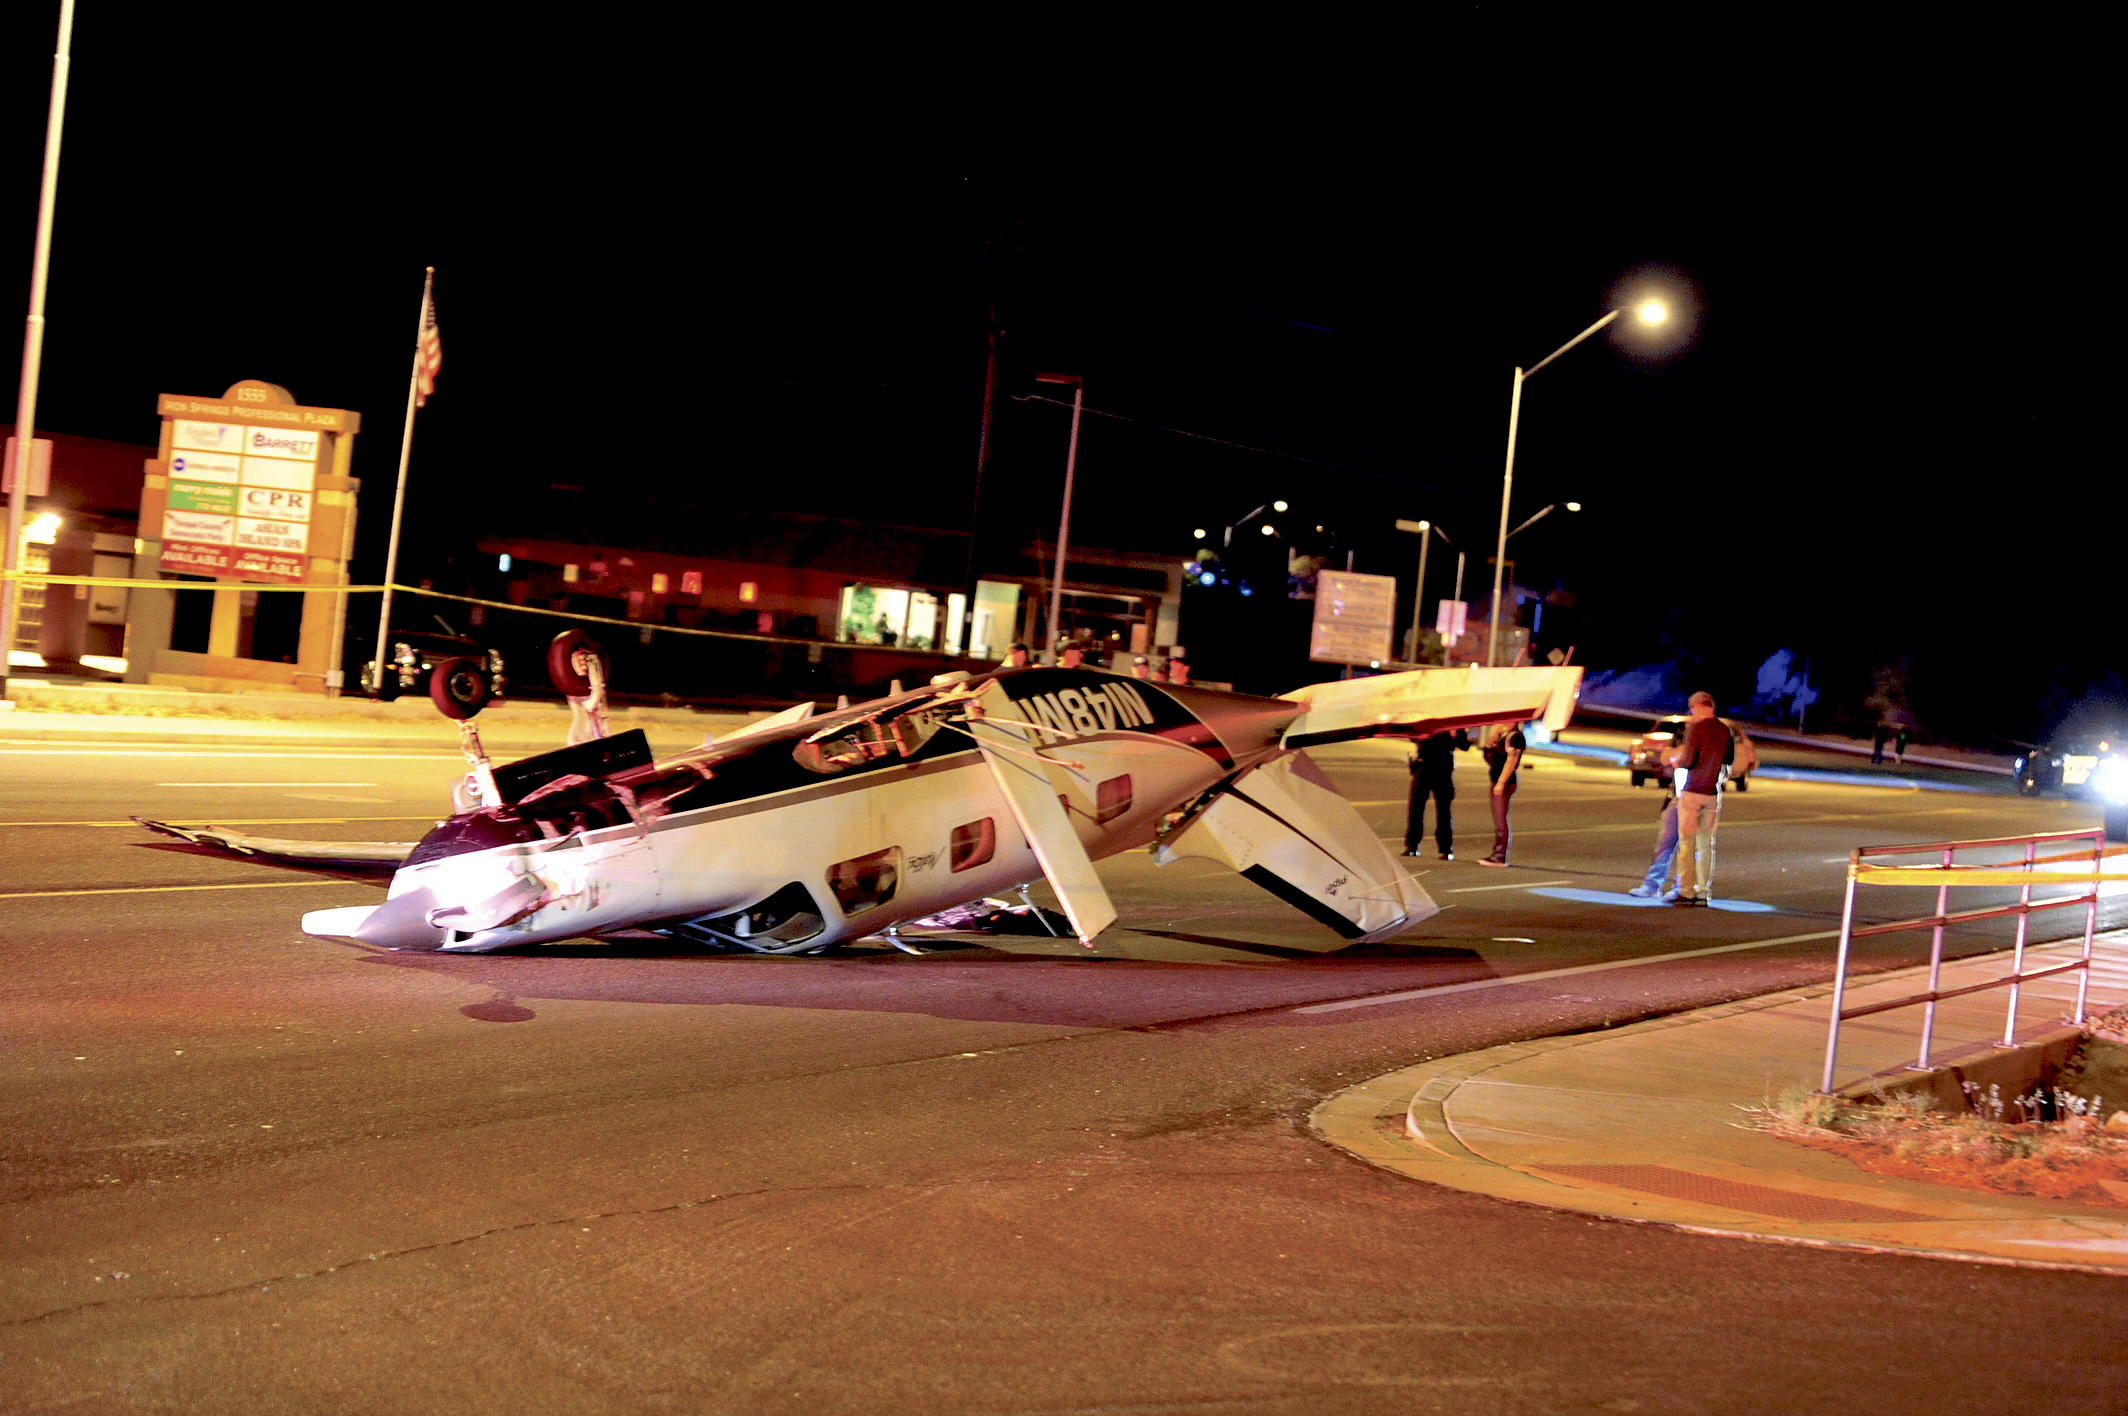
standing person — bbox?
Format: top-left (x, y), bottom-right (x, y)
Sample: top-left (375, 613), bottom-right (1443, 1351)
top-left (1666, 690), bottom-right (1728, 905)
top-left (1404, 728), bottom-right (1467, 860)
top-left (1894, 724), bottom-right (1911, 765)
top-left (1871, 721), bottom-right (1890, 765)
top-left (1166, 648), bottom-right (1189, 685)
top-left (1628, 794), bottom-right (1683, 899)
top-left (1477, 721), bottom-right (1527, 867)
top-left (1057, 642), bottom-right (1086, 670)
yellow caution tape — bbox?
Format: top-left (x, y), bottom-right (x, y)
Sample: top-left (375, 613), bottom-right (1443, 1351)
top-left (1856, 866), bottom-right (2123, 887)
top-left (0, 573), bottom-right (885, 650)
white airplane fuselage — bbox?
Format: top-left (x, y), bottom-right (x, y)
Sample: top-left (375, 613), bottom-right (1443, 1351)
top-left (301, 664), bottom-right (1580, 955)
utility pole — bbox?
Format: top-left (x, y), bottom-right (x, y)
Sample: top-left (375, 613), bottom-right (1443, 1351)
top-left (959, 243), bottom-right (1001, 659)
top-left (1, 0), bottom-right (74, 702)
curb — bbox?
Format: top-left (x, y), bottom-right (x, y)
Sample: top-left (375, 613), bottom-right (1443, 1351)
top-left (1310, 964), bottom-right (2128, 1275)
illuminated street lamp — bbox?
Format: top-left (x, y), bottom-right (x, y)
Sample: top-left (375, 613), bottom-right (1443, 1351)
top-left (1223, 499), bottom-right (1287, 548)
top-left (1487, 303), bottom-right (1665, 665)
top-left (1505, 500), bottom-right (1581, 541)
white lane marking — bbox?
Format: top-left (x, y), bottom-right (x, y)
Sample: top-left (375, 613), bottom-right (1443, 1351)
top-left (157, 782), bottom-right (379, 788)
top-left (1293, 928), bottom-right (1846, 1013)
top-left (1446, 878), bottom-right (1574, 894)
top-left (0, 880), bottom-right (365, 902)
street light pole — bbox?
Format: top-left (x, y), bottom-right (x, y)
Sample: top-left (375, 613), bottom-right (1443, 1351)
top-left (1035, 372), bottom-right (1083, 661)
top-left (1411, 521), bottom-right (1429, 659)
top-left (1395, 517), bottom-right (1436, 663)
top-left (1487, 309), bottom-right (1620, 666)
top-left (1, 0), bottom-right (73, 700)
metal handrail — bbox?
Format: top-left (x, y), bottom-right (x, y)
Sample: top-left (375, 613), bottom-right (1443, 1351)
top-left (1819, 827), bottom-right (2103, 1093)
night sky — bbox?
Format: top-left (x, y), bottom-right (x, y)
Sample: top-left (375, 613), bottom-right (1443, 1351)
top-left (1, 15), bottom-right (2107, 739)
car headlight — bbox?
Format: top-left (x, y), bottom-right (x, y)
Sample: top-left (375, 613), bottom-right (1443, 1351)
top-left (2095, 756), bottom-right (2128, 804)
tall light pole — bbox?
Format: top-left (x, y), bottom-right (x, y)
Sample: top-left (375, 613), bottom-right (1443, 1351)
top-left (1487, 302), bottom-right (1665, 665)
top-left (1395, 517), bottom-right (1436, 662)
top-left (1035, 372), bottom-right (1083, 660)
top-left (2, 0), bottom-right (73, 700)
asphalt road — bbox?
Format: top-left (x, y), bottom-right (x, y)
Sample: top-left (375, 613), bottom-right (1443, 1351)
top-left (3, 738), bottom-right (2125, 1415)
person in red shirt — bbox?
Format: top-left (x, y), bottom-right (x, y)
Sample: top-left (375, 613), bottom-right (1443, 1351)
top-left (1665, 691), bottom-right (1728, 904)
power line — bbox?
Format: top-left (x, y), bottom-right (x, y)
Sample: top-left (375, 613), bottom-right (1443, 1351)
top-left (1011, 393), bottom-right (1447, 486)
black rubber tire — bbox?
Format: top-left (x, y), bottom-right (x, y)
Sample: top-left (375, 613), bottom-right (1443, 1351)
top-left (1629, 771), bottom-right (1646, 788)
top-left (2016, 776), bottom-right (2043, 797)
top-left (1732, 775), bottom-right (1749, 792)
top-left (547, 630), bottom-right (606, 697)
top-left (428, 656), bottom-right (494, 720)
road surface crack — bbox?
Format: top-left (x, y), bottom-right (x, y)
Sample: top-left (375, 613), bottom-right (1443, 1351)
top-left (0, 1178), bottom-right (897, 1329)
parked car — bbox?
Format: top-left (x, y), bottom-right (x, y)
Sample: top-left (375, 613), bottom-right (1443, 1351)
top-left (354, 620), bottom-right (506, 708)
top-left (2013, 733), bottom-right (2123, 798)
top-left (1628, 715), bottom-right (1757, 791)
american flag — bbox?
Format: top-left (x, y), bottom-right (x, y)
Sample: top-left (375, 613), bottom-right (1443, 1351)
top-left (414, 274), bottom-right (443, 407)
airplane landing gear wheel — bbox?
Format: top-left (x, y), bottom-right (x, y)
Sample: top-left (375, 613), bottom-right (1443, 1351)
top-left (429, 657), bottom-right (494, 719)
top-left (548, 630), bottom-right (607, 697)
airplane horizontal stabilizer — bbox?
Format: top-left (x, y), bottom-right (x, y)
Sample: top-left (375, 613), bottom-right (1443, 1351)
top-left (963, 718), bottom-right (1117, 946)
top-left (1155, 751), bottom-right (1436, 942)
top-left (1277, 665), bottom-right (1583, 748)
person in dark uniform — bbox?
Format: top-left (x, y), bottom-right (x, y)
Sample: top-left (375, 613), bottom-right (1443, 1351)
top-left (1404, 729), bottom-right (1467, 859)
top-left (1478, 721), bottom-right (1527, 866)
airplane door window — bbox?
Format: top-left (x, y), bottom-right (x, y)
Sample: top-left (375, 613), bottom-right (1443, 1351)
top-left (1096, 775), bottom-right (1134, 824)
top-left (826, 846), bottom-right (901, 916)
top-left (949, 818), bottom-right (995, 872)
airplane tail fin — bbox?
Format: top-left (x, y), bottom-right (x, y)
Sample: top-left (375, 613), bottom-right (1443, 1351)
top-left (1277, 665), bottom-right (1582, 748)
top-left (1155, 751), bottom-right (1436, 942)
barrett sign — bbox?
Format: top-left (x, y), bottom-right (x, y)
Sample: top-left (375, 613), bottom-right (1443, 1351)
top-left (154, 383), bottom-right (353, 585)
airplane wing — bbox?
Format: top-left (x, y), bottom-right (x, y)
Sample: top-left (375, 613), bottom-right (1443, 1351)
top-left (134, 817), bottom-right (412, 869)
top-left (1155, 751), bottom-right (1437, 942)
top-left (1277, 664), bottom-right (1583, 748)
top-left (961, 717), bottom-right (1117, 947)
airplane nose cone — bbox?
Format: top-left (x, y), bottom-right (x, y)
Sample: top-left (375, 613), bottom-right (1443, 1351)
top-left (301, 889), bottom-right (451, 950)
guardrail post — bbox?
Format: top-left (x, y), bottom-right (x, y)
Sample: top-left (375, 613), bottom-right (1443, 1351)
top-left (1914, 844), bottom-right (1952, 1069)
top-left (2002, 837), bottom-right (2037, 1047)
top-left (1820, 849), bottom-right (1862, 1093)
top-left (2079, 827), bottom-right (2101, 1022)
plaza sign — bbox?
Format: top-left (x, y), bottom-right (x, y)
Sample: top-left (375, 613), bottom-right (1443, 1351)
top-left (154, 392), bottom-right (346, 584)
top-left (1309, 569), bottom-right (1398, 666)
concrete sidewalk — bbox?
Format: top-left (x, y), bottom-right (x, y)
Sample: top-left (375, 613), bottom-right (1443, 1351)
top-left (1314, 936), bottom-right (2128, 1273)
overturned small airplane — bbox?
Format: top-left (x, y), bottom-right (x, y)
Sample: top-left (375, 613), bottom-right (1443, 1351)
top-left (151, 649), bottom-right (1580, 955)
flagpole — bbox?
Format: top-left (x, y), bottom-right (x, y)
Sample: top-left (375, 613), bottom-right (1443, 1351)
top-left (1, 0), bottom-right (74, 703)
top-left (368, 267), bottom-right (432, 698)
